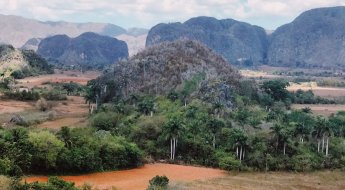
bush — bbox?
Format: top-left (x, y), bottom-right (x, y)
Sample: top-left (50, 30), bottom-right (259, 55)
top-left (147, 175), bottom-right (169, 190)
top-left (42, 90), bottom-right (68, 101)
top-left (10, 70), bottom-right (25, 79)
top-left (91, 112), bottom-right (122, 131)
top-left (4, 90), bottom-right (40, 101)
top-left (219, 155), bottom-right (241, 171)
top-left (36, 98), bottom-right (52, 111)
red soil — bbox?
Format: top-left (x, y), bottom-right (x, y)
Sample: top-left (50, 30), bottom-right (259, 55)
top-left (25, 163), bottom-right (226, 190)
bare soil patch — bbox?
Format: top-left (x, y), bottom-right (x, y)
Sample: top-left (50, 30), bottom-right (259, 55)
top-left (292, 104), bottom-right (345, 116)
top-left (288, 82), bottom-right (345, 98)
top-left (25, 163), bottom-right (226, 190)
top-left (16, 70), bottom-right (100, 89)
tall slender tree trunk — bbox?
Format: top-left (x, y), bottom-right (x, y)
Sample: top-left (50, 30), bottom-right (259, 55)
top-left (326, 137), bottom-right (329, 156)
top-left (322, 136), bottom-right (325, 153)
top-left (170, 138), bottom-right (173, 160)
top-left (283, 142), bottom-right (286, 155)
top-left (243, 147), bottom-right (245, 160)
top-left (236, 146), bottom-right (239, 158)
top-left (170, 138), bottom-right (172, 160)
top-left (317, 139), bottom-right (320, 153)
top-left (213, 135), bottom-right (216, 149)
top-left (239, 146), bottom-right (243, 162)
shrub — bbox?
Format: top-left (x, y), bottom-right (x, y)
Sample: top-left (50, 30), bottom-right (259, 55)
top-left (219, 155), bottom-right (241, 171)
top-left (42, 90), bottom-right (68, 101)
top-left (11, 70), bottom-right (25, 79)
top-left (36, 98), bottom-right (52, 111)
top-left (91, 112), bottom-right (121, 131)
top-left (147, 175), bottom-right (169, 190)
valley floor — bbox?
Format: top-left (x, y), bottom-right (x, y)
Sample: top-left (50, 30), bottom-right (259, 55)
top-left (25, 163), bottom-right (226, 190)
top-left (25, 164), bottom-right (345, 190)
top-left (170, 170), bottom-right (345, 190)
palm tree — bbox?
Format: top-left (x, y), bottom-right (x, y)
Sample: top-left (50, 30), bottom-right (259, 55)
top-left (270, 122), bottom-right (292, 155)
top-left (213, 102), bottom-right (224, 118)
top-left (207, 118), bottom-right (225, 149)
top-left (270, 122), bottom-right (283, 152)
top-left (230, 128), bottom-right (248, 162)
top-left (163, 116), bottom-right (184, 160)
top-left (322, 120), bottom-right (333, 156)
top-left (313, 117), bottom-right (326, 153)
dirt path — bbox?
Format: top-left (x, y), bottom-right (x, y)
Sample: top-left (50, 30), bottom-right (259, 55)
top-left (25, 163), bottom-right (226, 190)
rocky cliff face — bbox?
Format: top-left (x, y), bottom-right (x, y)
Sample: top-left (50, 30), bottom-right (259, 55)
top-left (268, 6), bottom-right (345, 69)
top-left (146, 16), bottom-right (268, 66)
top-left (37, 32), bottom-right (128, 68)
top-left (21, 38), bottom-right (42, 51)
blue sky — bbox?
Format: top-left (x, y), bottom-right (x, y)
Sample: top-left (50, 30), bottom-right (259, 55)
top-left (0, 0), bottom-right (345, 29)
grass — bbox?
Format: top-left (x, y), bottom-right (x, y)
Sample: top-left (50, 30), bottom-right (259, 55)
top-left (0, 175), bottom-right (12, 190)
top-left (169, 170), bottom-right (345, 190)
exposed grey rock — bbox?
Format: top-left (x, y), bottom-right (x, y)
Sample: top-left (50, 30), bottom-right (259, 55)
top-left (37, 32), bottom-right (128, 67)
top-left (146, 16), bottom-right (268, 66)
top-left (268, 6), bottom-right (345, 69)
top-left (21, 38), bottom-right (42, 51)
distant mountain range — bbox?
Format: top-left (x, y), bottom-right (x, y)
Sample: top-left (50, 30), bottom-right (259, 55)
top-left (37, 32), bottom-right (128, 68)
top-left (146, 16), bottom-right (268, 66)
top-left (147, 6), bottom-right (345, 69)
top-left (2, 6), bottom-right (345, 69)
top-left (0, 14), bottom-right (148, 56)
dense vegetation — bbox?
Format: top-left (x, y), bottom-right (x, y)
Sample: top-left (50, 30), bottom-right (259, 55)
top-left (0, 127), bottom-right (142, 176)
top-left (0, 45), bottom-right (53, 79)
top-left (1, 81), bottom-right (85, 101)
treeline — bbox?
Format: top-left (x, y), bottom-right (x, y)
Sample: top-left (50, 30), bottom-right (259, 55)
top-left (82, 77), bottom-right (345, 172)
top-left (0, 127), bottom-right (142, 177)
top-left (1, 81), bottom-right (85, 101)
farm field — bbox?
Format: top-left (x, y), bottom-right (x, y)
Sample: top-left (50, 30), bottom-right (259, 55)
top-left (16, 70), bottom-right (101, 89)
top-left (292, 104), bottom-right (345, 116)
top-left (172, 170), bottom-right (345, 190)
top-left (288, 83), bottom-right (345, 98)
top-left (0, 70), bottom-right (100, 128)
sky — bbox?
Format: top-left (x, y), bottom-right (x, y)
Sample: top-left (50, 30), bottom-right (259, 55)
top-left (0, 0), bottom-right (345, 30)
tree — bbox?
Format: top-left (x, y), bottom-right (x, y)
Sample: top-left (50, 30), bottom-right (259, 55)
top-left (138, 97), bottom-right (155, 116)
top-left (261, 80), bottom-right (290, 102)
top-left (234, 108), bottom-right (250, 128)
top-left (28, 131), bottom-right (64, 171)
top-left (213, 102), bottom-right (224, 118)
top-left (163, 116), bottom-right (184, 160)
top-left (207, 118), bottom-right (225, 149)
top-left (229, 128), bottom-right (248, 162)
top-left (313, 117), bottom-right (326, 153)
top-left (271, 122), bottom-right (292, 155)
top-left (57, 126), bottom-right (73, 148)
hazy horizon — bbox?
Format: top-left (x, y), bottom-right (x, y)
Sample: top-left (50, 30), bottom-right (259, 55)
top-left (1, 0), bottom-right (345, 30)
